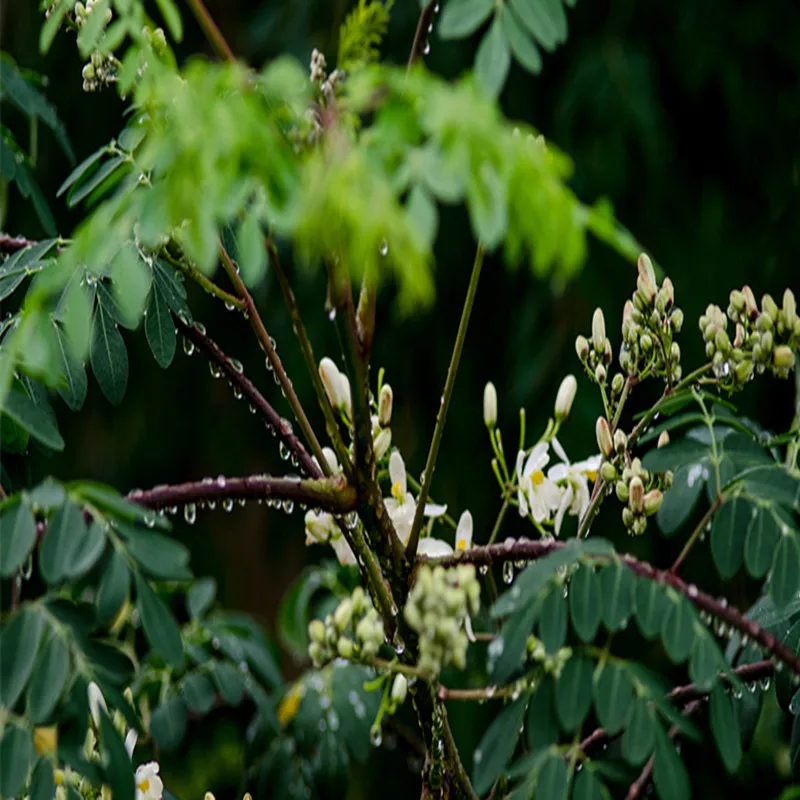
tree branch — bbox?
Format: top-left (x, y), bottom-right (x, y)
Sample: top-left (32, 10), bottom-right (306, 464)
top-left (184, 0), bottom-right (235, 63)
top-left (0, 234), bottom-right (37, 255)
top-left (407, 2), bottom-right (438, 69)
top-left (428, 539), bottom-right (800, 676)
top-left (129, 474), bottom-right (356, 515)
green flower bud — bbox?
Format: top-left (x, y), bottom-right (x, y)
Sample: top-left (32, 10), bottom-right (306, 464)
top-left (663, 470), bottom-right (674, 489)
top-left (483, 382), bottom-right (497, 428)
top-left (735, 360), bottom-right (754, 384)
top-left (615, 480), bottom-right (629, 503)
top-left (622, 507), bottom-right (634, 528)
top-left (374, 428), bottom-right (392, 460)
top-left (643, 490), bottom-right (663, 516)
top-left (773, 345), bottom-right (796, 370)
top-left (729, 289), bottom-right (745, 313)
top-left (632, 517), bottom-right (648, 536)
top-left (308, 619), bottom-right (326, 644)
top-left (783, 289), bottom-right (797, 330)
top-left (333, 598), bottom-right (354, 631)
top-left (762, 293), bottom-right (779, 322)
top-left (714, 329), bottom-right (731, 354)
top-left (670, 308), bottom-right (684, 332)
top-left (705, 341), bottom-right (715, 359)
top-left (575, 335), bottom-right (589, 362)
top-left (611, 373), bottom-right (625, 395)
top-left (640, 333), bottom-right (653, 352)
top-left (379, 384), bottom-right (393, 427)
top-left (595, 417), bottom-right (613, 458)
top-left (600, 461), bottom-right (618, 482)
top-left (636, 253), bottom-right (657, 303)
top-left (628, 476), bottom-right (644, 514)
top-left (337, 638), bottom-right (355, 659)
top-left (657, 431), bottom-right (670, 448)
top-left (391, 674), bottom-right (408, 707)
top-left (670, 342), bottom-right (681, 363)
top-left (761, 330), bottom-right (774, 354)
top-left (595, 364), bottom-right (607, 384)
top-left (756, 312), bottom-right (773, 332)
top-left (742, 285), bottom-right (758, 319)
top-left (81, 63), bottom-right (95, 80)
top-left (309, 642), bottom-right (324, 666)
top-left (614, 429), bottom-right (627, 454)
top-left (592, 308), bottom-right (606, 352)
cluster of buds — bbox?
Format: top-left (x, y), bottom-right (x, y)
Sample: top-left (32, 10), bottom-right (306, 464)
top-left (81, 50), bottom-right (120, 92)
top-left (701, 286), bottom-right (798, 387)
top-left (526, 635), bottom-right (573, 679)
top-left (74, 0), bottom-right (113, 27)
top-left (307, 587), bottom-right (385, 668)
top-left (575, 308), bottom-right (613, 385)
top-left (404, 565), bottom-right (480, 677)
top-left (143, 25), bottom-right (168, 55)
top-left (618, 254), bottom-right (684, 383)
top-left (308, 48), bottom-right (344, 105)
top-left (310, 48), bottom-right (327, 84)
top-left (596, 419), bottom-right (670, 535)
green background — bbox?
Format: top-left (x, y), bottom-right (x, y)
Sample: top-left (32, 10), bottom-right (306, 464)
top-left (2, 0), bottom-right (798, 796)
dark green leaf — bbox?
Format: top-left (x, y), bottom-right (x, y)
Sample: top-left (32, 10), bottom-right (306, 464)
top-left (641, 437), bottom-right (710, 473)
top-left (475, 17), bottom-right (511, 99)
top-left (688, 632), bottom-right (723, 691)
top-left (68, 520), bottom-right (107, 579)
top-left (74, 483), bottom-right (169, 529)
top-left (490, 602), bottom-right (539, 685)
top-left (572, 769), bottom-right (611, 800)
top-left (99, 711), bottom-right (135, 800)
top-left (776, 619), bottom-right (800, 712)
top-left (237, 210), bottom-right (267, 287)
top-left (0, 726), bottom-right (35, 798)
top-left (661, 597), bottom-right (696, 663)
top-left (656, 464), bottom-right (705, 536)
top-left (39, 502), bottom-right (86, 584)
top-left (555, 654), bottom-right (593, 732)
top-left (635, 578), bottom-right (669, 639)
top-left (653, 725), bottom-right (691, 800)
top-left (569, 563), bottom-right (602, 642)
top-left (438, 0), bottom-right (493, 39)
top-left (153, 260), bottom-right (191, 321)
top-left (135, 572), bottom-right (185, 670)
top-left (599, 562), bottom-right (634, 631)
top-left (1, 386), bottom-right (64, 450)
top-left (91, 300), bottom-right (129, 405)
top-left (124, 527), bottom-right (191, 581)
top-left (770, 533), bottom-right (800, 609)
top-left (710, 683), bottom-right (742, 773)
top-left (711, 498), bottom-right (748, 579)
top-left (593, 662), bottom-right (634, 735)
top-left (502, 6), bottom-right (542, 73)
top-left (744, 506), bottom-right (781, 579)
top-left (144, 281), bottom-right (176, 369)
top-left (239, 637), bottom-right (283, 690)
top-left (0, 607), bottom-right (45, 708)
top-left (67, 155), bottom-right (128, 207)
top-left (535, 753), bottom-right (568, 799)
top-left (54, 323), bottom-right (88, 410)
top-left (188, 577), bottom-right (217, 619)
top-left (213, 660), bottom-right (245, 706)
top-left (538, 584), bottom-right (568, 652)
top-left (150, 694), bottom-right (188, 752)
top-left (0, 499), bottom-right (37, 577)
top-left (509, 0), bottom-right (558, 50)
top-left (181, 671), bottom-right (216, 714)
top-left (30, 757), bottom-right (56, 800)
top-left (472, 695), bottom-right (528, 795)
top-left (29, 478), bottom-right (66, 511)
top-left (96, 548), bottom-right (131, 624)
top-left (26, 631), bottom-right (70, 723)
top-left (155, 0), bottom-right (183, 40)
top-left (526, 678), bottom-right (559, 751)
top-left (57, 144), bottom-right (109, 196)
top-left (622, 699), bottom-right (656, 766)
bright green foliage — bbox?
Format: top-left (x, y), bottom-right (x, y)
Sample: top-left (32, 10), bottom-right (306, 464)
top-left (338, 0), bottom-right (394, 70)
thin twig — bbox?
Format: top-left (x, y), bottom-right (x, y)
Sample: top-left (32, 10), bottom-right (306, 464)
top-left (406, 244), bottom-right (485, 561)
top-left (129, 474), bottom-right (356, 515)
top-left (670, 494), bottom-right (723, 574)
top-left (184, 0), bottom-right (235, 63)
top-left (407, 2), bottom-right (438, 69)
top-left (429, 538), bottom-right (800, 676)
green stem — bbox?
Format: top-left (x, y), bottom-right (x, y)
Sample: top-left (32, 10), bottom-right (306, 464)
top-left (670, 494), bottom-right (723, 575)
top-left (371, 657), bottom-right (427, 680)
top-left (406, 244), bottom-right (485, 561)
top-left (486, 496), bottom-right (511, 547)
top-left (184, 0), bottom-right (236, 62)
top-left (162, 250), bottom-right (244, 311)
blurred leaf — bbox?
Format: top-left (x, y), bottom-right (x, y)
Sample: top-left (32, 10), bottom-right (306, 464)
top-left (536, 753), bottom-right (568, 798)
top-left (539, 584), bottom-right (568, 652)
top-left (39, 501), bottom-right (85, 584)
top-left (99, 711), bottom-right (135, 800)
top-left (599, 561), bottom-right (634, 631)
top-left (710, 683), bottom-right (742, 773)
top-left (0, 498), bottom-right (37, 577)
top-left (509, 0), bottom-right (558, 51)
top-left (502, 6), bottom-right (542, 74)
top-left (212, 660), bottom-right (245, 706)
top-left (57, 144), bottom-right (110, 197)
top-left (26, 630), bottom-right (70, 723)
top-left (653, 725), bottom-right (691, 800)
top-left (438, 0), bottom-right (493, 39)
top-left (472, 695), bottom-right (528, 795)
top-left (569, 563), bottom-right (601, 642)
top-left (490, 601), bottom-right (539, 685)
top-left (122, 525), bottom-right (191, 581)
top-left (75, 483), bottom-right (169, 529)
top-left (187, 577), bottom-right (217, 619)
top-left (1, 386), bottom-right (64, 450)
top-left (526, 677), bottom-right (559, 751)
top-left (150, 694), bottom-right (188, 751)
top-left (54, 323), bottom-right (88, 411)
top-left (68, 520), bottom-right (107, 579)
top-left (0, 726), bottom-right (35, 798)
top-left (0, 608), bottom-right (45, 709)
top-left (29, 757), bottom-right (56, 800)
top-left (67, 154), bottom-right (127, 208)
top-left (622, 699), bottom-right (656, 766)
top-left (181, 671), bottom-right (216, 714)
top-left (96, 548), bottom-right (131, 624)
top-left (555, 654), bottom-right (593, 731)
top-left (135, 572), bottom-right (185, 670)
top-left (475, 17), bottom-right (511, 99)
top-left (688, 632), bottom-right (724, 692)
top-left (572, 769), bottom-right (611, 800)
top-left (155, 0), bottom-right (183, 40)
top-left (237, 210), bottom-right (267, 287)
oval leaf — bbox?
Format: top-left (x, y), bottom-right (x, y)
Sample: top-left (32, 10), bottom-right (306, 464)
top-left (0, 499), bottom-right (37, 577)
top-left (555, 654), bottom-right (593, 732)
top-left (135, 572), bottom-right (185, 670)
top-left (26, 631), bottom-right (70, 723)
top-left (569, 563), bottom-right (602, 642)
top-left (0, 608), bottom-right (45, 709)
top-left (472, 695), bottom-right (528, 795)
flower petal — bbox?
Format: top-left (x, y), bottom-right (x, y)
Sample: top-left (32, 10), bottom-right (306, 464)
top-left (417, 538), bottom-right (454, 557)
top-left (456, 510), bottom-right (473, 550)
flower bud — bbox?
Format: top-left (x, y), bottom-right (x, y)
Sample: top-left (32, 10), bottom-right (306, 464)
top-left (483, 382), bottom-right (497, 428)
top-left (595, 417), bottom-right (613, 458)
top-left (611, 373), bottom-right (625, 395)
top-left (714, 329), bottom-right (731, 354)
top-left (320, 357), bottom-right (346, 410)
top-left (333, 598), bottom-right (354, 631)
top-left (308, 619), bottom-right (326, 644)
top-left (595, 364), bottom-right (606, 383)
top-left (81, 63), bottom-right (95, 81)
top-left (373, 428), bottom-right (392, 460)
top-left (733, 323), bottom-right (745, 348)
top-left (615, 481), bottom-right (629, 503)
top-left (622, 507), bottom-right (634, 529)
top-left (637, 254), bottom-right (657, 303)
top-left (783, 289), bottom-right (797, 329)
top-left (741, 285), bottom-right (758, 319)
top-left (762, 293), bottom-right (779, 322)
top-left (628, 476), bottom-right (644, 514)
top-left (613, 429), bottom-right (627, 454)
top-left (729, 289), bottom-right (745, 314)
top-left (391, 674), bottom-right (408, 707)
top-left (670, 308), bottom-right (684, 332)
top-left (640, 333), bottom-right (653, 352)
top-left (554, 375), bottom-right (577, 421)
top-left (87, 681), bottom-right (107, 728)
top-left (632, 517), bottom-right (648, 536)
top-left (575, 335), bottom-right (589, 362)
top-left (773, 345), bottom-right (796, 370)
top-left (657, 431), bottom-right (670, 449)
top-left (643, 490), bottom-right (663, 516)
top-left (670, 342), bottom-right (681, 363)
top-left (600, 461), bottom-right (617, 482)
top-left (379, 384), bottom-right (393, 427)
top-left (592, 308), bottom-right (606, 352)
top-left (337, 638), bottom-right (355, 659)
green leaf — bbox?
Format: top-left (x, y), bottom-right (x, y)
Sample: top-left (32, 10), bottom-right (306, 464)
top-left (97, 548), bottom-right (131, 624)
top-left (26, 631), bottom-right (70, 723)
top-left (770, 533), bottom-right (800, 609)
top-left (593, 662), bottom-right (634, 735)
top-left (67, 154), bottom-right (128, 207)
top-left (555, 654), bottom-right (593, 731)
top-left (472, 695), bottom-right (528, 795)
top-left (237, 210), bottom-right (267, 287)
top-left (688, 632), bottom-right (723, 691)
top-left (110, 247), bottom-right (152, 328)
top-left (711, 498), bottom-right (748, 579)
top-left (634, 578), bottom-right (669, 639)
top-left (599, 562), bottom-right (634, 631)
top-left (40, 0), bottom-right (70, 52)
top-left (710, 683), bottom-right (742, 773)
top-left (538, 584), bottom-right (568, 652)
top-left (438, 0), bottom-right (493, 39)
top-left (661, 596), bottom-right (696, 663)
top-left (406, 185), bottom-right (439, 250)
top-left (155, 0), bottom-right (183, 40)
top-left (491, 602), bottom-right (540, 685)
top-left (0, 607), bottom-right (45, 709)
top-left (572, 769), bottom-right (611, 800)
top-left (653, 725), bottom-right (691, 800)
top-left (1, 386), bottom-right (64, 450)
top-left (509, 0), bottom-right (558, 51)
top-left (526, 678), bottom-right (559, 751)
top-left (475, 16), bottom-right (511, 99)
top-left (30, 757), bottom-right (56, 800)
top-left (124, 526), bottom-right (191, 581)
top-left (74, 483), bottom-right (169, 529)
top-left (39, 502), bottom-right (86, 584)
top-left (656, 463), bottom-right (706, 536)
top-left (466, 159), bottom-right (507, 250)
top-left (153, 260), bottom-right (191, 321)
top-left (144, 280), bottom-right (176, 369)
top-left (68, 520), bottom-right (107, 580)
top-left (55, 324), bottom-right (88, 411)
top-left (151, 694), bottom-right (188, 751)
top-left (776, 619), bottom-right (800, 712)
top-left (180, 671), bottom-right (216, 714)
top-left (213, 660), bottom-right (245, 706)
top-left (57, 144), bottom-right (109, 197)
top-left (535, 753), bottom-right (568, 799)
top-left (744, 506), bottom-right (782, 579)
top-left (0, 726), bottom-right (35, 798)
top-left (569, 563), bottom-right (602, 642)
top-left (502, 6), bottom-right (542, 73)
top-left (99, 711), bottom-right (135, 800)
top-left (188, 577), bottom-right (217, 619)
top-left (91, 300), bottom-right (129, 405)
top-left (135, 573), bottom-right (185, 670)
top-left (622, 699), bottom-right (656, 766)
top-left (0, 499), bottom-right (37, 577)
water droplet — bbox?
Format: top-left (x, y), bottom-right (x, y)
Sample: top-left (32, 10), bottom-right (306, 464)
top-left (747, 681), bottom-right (758, 694)
top-left (208, 500), bottom-right (216, 510)
top-left (283, 500), bottom-right (295, 514)
top-left (209, 362), bottom-right (222, 379)
top-left (328, 307), bottom-right (337, 322)
top-left (473, 749), bottom-right (483, 764)
top-left (370, 725), bottom-right (382, 747)
top-left (225, 301), bottom-right (235, 311)
top-left (379, 239), bottom-right (389, 257)
top-left (184, 503), bottom-right (197, 525)
top-left (345, 512), bottom-right (358, 530)
top-left (194, 321), bottom-right (206, 335)
top-left (502, 561), bottom-right (514, 584)
top-left (182, 338), bottom-right (195, 356)
top-left (143, 512), bottom-right (156, 528)
top-left (280, 441), bottom-right (291, 460)
top-left (22, 553), bottom-right (33, 580)
top-left (760, 677), bottom-right (771, 691)
top-left (329, 710), bottom-right (340, 732)
top-left (237, 498), bottom-right (246, 507)
top-left (392, 632), bottom-right (405, 656)
top-left (222, 498), bottom-right (234, 512)
top-left (423, 41), bottom-right (431, 55)
top-left (249, 404), bottom-right (257, 414)
top-left (687, 584), bottom-right (698, 598)
top-left (232, 385), bottom-right (243, 400)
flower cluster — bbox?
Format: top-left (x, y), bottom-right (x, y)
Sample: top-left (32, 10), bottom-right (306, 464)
top-left (701, 286), bottom-right (798, 387)
top-left (526, 635), bottom-right (573, 679)
top-left (575, 308), bottom-right (613, 385)
top-left (307, 587), bottom-right (385, 667)
top-left (404, 565), bottom-right (480, 677)
top-left (73, 2), bottom-right (121, 92)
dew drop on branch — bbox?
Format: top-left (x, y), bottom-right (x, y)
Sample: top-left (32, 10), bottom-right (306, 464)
top-left (184, 503), bottom-right (197, 525)
top-left (502, 561), bottom-right (515, 584)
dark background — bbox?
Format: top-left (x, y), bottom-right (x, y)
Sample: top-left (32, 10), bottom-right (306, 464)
top-left (2, 0), bottom-right (799, 796)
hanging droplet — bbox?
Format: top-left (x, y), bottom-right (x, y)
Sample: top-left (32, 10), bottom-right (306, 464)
top-left (216, 475), bottom-right (227, 488)
top-left (209, 362), bottom-right (222, 379)
top-left (283, 499), bottom-right (295, 514)
top-left (265, 355), bottom-right (273, 372)
top-left (423, 42), bottom-right (431, 55)
top-left (222, 498), bottom-right (234, 513)
top-left (760, 677), bottom-right (771, 691)
top-left (182, 338), bottom-right (195, 356)
top-left (230, 358), bottom-right (244, 374)
top-left (143, 512), bottom-right (156, 529)
top-left (478, 564), bottom-right (489, 576)
top-left (369, 725), bottom-right (382, 747)
top-left (327, 307), bottom-right (337, 322)
top-left (225, 301), bottom-right (235, 311)
top-left (184, 503), bottom-right (197, 525)
top-left (22, 553), bottom-right (33, 580)
top-left (208, 500), bottom-right (217, 510)
top-left (193, 321), bottom-right (207, 335)
top-left (249, 404), bottom-right (257, 414)
top-left (233, 386), bottom-right (243, 400)
top-left (392, 632), bottom-right (405, 656)
top-left (237, 498), bottom-right (247, 508)
top-left (345, 512), bottom-right (358, 530)
top-left (269, 336), bottom-right (277, 349)
top-left (380, 239), bottom-right (389, 257)
top-left (502, 561), bottom-right (514, 584)
top-left (279, 441), bottom-right (291, 460)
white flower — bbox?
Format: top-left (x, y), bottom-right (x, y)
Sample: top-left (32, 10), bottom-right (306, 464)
top-left (547, 439), bottom-right (601, 535)
top-left (417, 537), bottom-right (455, 557)
top-left (416, 511), bottom-right (473, 557)
top-left (319, 358), bottom-right (352, 418)
top-left (454, 510), bottom-right (473, 552)
top-left (483, 382), bottom-right (497, 428)
top-left (304, 510), bottom-right (357, 566)
top-left (516, 443), bottom-right (562, 524)
top-left (135, 762), bottom-right (163, 800)
top-left (125, 729), bottom-right (138, 759)
top-left (87, 682), bottom-right (107, 728)
top-left (330, 533), bottom-right (357, 566)
top-left (384, 451), bottom-right (446, 546)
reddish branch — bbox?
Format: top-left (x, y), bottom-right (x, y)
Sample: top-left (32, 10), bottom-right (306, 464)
top-left (174, 314), bottom-right (321, 479)
top-left (128, 474), bottom-right (356, 515)
top-left (429, 539), bottom-right (800, 676)
top-left (0, 234), bottom-right (37, 254)
top-left (408, 2), bottom-right (438, 69)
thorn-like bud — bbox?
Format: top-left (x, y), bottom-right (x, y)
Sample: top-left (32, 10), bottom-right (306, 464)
top-left (643, 490), bottom-right (663, 516)
top-left (600, 462), bottom-right (617, 482)
top-left (379, 384), bottom-right (393, 427)
top-left (611, 373), bottom-right (625, 395)
top-left (595, 417), bottom-right (613, 458)
top-left (773, 345), bottom-right (796, 370)
top-left (575, 335), bottom-right (589, 362)
top-left (483, 382), bottom-right (497, 428)
top-left (554, 375), bottom-right (577, 421)
top-left (592, 308), bottom-right (606, 352)
top-left (391, 674), bottom-right (408, 707)
top-left (657, 431), bottom-right (670, 449)
top-left (628, 476), bottom-right (644, 514)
